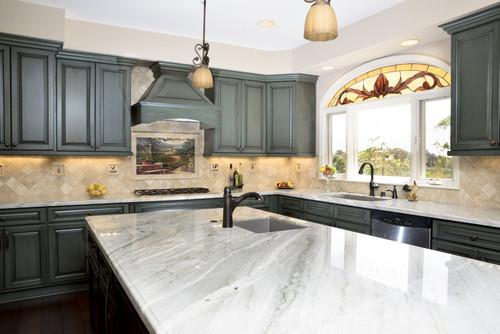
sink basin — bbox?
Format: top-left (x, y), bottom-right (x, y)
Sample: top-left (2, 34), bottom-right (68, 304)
top-left (234, 217), bottom-right (308, 233)
top-left (326, 193), bottom-right (392, 202)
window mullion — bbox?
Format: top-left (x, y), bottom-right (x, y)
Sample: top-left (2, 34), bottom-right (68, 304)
top-left (346, 108), bottom-right (357, 180)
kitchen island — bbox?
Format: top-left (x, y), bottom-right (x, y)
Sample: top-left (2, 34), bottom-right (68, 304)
top-left (86, 207), bottom-right (500, 334)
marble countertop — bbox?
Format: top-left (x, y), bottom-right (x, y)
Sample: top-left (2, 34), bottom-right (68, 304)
top-left (2, 188), bottom-right (500, 229)
top-left (86, 207), bottom-right (500, 334)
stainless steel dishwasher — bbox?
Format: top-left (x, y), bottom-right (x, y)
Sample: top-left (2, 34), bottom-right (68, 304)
top-left (371, 210), bottom-right (431, 248)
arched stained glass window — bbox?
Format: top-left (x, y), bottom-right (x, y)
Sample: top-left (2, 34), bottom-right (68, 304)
top-left (328, 64), bottom-right (451, 107)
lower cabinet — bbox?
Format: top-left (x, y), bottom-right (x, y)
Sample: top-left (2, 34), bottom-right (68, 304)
top-left (88, 233), bottom-right (148, 334)
top-left (432, 219), bottom-right (500, 264)
top-left (134, 198), bottom-right (223, 213)
top-left (3, 225), bottom-right (47, 290)
top-left (48, 222), bottom-right (87, 284)
top-left (334, 205), bottom-right (371, 235)
top-left (239, 195), bottom-right (275, 212)
top-left (0, 228), bottom-right (3, 291)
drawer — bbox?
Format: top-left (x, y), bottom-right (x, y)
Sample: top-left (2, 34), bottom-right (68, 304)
top-left (239, 196), bottom-right (269, 209)
top-left (280, 197), bottom-right (304, 211)
top-left (0, 208), bottom-right (46, 225)
top-left (280, 208), bottom-right (304, 220)
top-left (48, 204), bottom-right (129, 222)
top-left (304, 200), bottom-right (333, 218)
top-left (335, 219), bottom-right (371, 234)
top-left (304, 213), bottom-right (332, 226)
top-left (134, 199), bottom-right (222, 213)
top-left (432, 219), bottom-right (500, 252)
top-left (335, 205), bottom-right (370, 225)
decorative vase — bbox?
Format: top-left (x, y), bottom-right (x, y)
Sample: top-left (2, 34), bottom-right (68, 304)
top-left (323, 173), bottom-right (335, 192)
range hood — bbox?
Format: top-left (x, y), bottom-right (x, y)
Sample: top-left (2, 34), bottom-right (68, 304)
top-left (131, 62), bottom-right (220, 129)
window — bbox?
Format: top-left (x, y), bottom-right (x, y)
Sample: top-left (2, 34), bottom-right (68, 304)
top-left (320, 56), bottom-right (457, 188)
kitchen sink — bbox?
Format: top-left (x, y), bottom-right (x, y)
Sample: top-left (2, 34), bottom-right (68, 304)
top-left (234, 217), bottom-right (308, 233)
top-left (326, 193), bottom-right (392, 202)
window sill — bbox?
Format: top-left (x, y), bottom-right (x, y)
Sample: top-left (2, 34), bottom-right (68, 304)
top-left (327, 177), bottom-right (460, 191)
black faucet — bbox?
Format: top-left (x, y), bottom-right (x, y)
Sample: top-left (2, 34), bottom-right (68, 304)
top-left (222, 183), bottom-right (263, 228)
top-left (358, 162), bottom-right (379, 196)
top-left (386, 185), bottom-right (398, 199)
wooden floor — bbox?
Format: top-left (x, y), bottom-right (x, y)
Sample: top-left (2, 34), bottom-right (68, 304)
top-left (0, 290), bottom-right (91, 334)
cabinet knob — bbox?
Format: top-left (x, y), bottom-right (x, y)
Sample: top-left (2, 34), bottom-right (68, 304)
top-left (0, 216), bottom-right (5, 222)
top-left (4, 142), bottom-right (9, 147)
top-left (241, 147), bottom-right (245, 151)
top-left (471, 234), bottom-right (478, 241)
top-left (489, 140), bottom-right (496, 146)
top-left (12, 142), bottom-right (17, 147)
top-left (90, 145), bottom-right (94, 149)
top-left (96, 145), bottom-right (100, 149)
top-left (88, 211), bottom-right (93, 216)
top-left (292, 147), bottom-right (296, 152)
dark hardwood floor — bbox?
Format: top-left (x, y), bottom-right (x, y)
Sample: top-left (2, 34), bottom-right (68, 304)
top-left (0, 290), bottom-right (91, 334)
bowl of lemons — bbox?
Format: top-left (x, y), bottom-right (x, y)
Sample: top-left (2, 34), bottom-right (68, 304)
top-left (86, 183), bottom-right (107, 197)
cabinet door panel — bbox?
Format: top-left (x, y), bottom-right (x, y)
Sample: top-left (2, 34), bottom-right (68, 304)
top-left (0, 44), bottom-right (9, 150)
top-left (241, 81), bottom-right (266, 153)
top-left (96, 64), bottom-right (131, 152)
top-left (451, 22), bottom-right (499, 151)
top-left (57, 59), bottom-right (95, 151)
top-left (10, 47), bottom-right (55, 151)
top-left (49, 223), bottom-right (87, 283)
top-left (267, 82), bottom-right (296, 153)
top-left (0, 228), bottom-right (3, 291)
top-left (477, 248), bottom-right (500, 265)
top-left (432, 239), bottom-right (477, 259)
top-left (4, 225), bottom-right (47, 290)
top-left (215, 78), bottom-right (241, 152)
top-left (335, 220), bottom-right (370, 235)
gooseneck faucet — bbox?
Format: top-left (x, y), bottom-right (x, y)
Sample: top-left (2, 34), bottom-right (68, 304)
top-left (222, 183), bottom-right (264, 228)
top-left (358, 162), bottom-right (379, 196)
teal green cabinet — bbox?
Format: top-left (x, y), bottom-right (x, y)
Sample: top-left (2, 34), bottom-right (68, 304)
top-left (239, 195), bottom-right (274, 211)
top-left (266, 76), bottom-right (317, 156)
top-left (57, 53), bottom-right (132, 155)
top-left (441, 5), bottom-right (500, 155)
top-left (0, 44), bottom-right (9, 150)
top-left (4, 225), bottom-right (47, 290)
top-left (1, 46), bottom-right (56, 152)
top-left (432, 219), bottom-right (500, 264)
top-left (134, 198), bottom-right (223, 213)
top-left (0, 228), bottom-right (3, 291)
top-left (304, 200), bottom-right (334, 226)
top-left (48, 222), bottom-right (87, 284)
top-left (212, 77), bottom-right (266, 154)
top-left (334, 205), bottom-right (371, 234)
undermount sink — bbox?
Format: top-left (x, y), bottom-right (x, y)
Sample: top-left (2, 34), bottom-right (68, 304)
top-left (326, 193), bottom-right (392, 202)
top-left (234, 217), bottom-right (308, 234)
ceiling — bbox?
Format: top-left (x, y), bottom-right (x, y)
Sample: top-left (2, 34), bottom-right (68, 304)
top-left (21, 0), bottom-right (406, 51)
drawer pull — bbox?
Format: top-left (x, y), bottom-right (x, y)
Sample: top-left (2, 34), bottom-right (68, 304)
top-left (489, 140), bottom-right (497, 146)
top-left (12, 142), bottom-right (17, 147)
top-left (0, 216), bottom-right (5, 222)
top-left (471, 234), bottom-right (478, 241)
top-left (4, 142), bottom-right (9, 147)
top-left (88, 211), bottom-right (93, 216)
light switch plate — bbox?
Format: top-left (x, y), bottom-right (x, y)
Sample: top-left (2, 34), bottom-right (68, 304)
top-left (108, 164), bottom-right (119, 174)
top-left (0, 164), bottom-right (3, 177)
top-left (296, 163), bottom-right (302, 172)
top-left (249, 162), bottom-right (256, 173)
top-left (210, 163), bottom-right (219, 173)
top-left (53, 164), bottom-right (65, 176)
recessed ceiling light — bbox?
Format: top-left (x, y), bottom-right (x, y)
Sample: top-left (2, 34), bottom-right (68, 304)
top-left (257, 20), bottom-right (275, 28)
top-left (400, 39), bottom-right (420, 46)
top-left (321, 66), bottom-right (335, 71)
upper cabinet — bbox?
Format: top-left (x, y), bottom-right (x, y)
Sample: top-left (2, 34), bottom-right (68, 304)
top-left (441, 5), bottom-right (500, 156)
top-left (0, 37), bottom-right (60, 153)
top-left (57, 53), bottom-right (133, 155)
top-left (0, 33), bottom-right (135, 156)
top-left (206, 70), bottom-right (317, 157)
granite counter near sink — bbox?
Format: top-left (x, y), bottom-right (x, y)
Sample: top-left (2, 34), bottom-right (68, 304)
top-left (86, 207), bottom-right (500, 334)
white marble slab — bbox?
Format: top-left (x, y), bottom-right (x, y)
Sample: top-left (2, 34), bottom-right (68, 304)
top-left (2, 188), bottom-right (500, 228)
top-left (86, 207), bottom-right (500, 334)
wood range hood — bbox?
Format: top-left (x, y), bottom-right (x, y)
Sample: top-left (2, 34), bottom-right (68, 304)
top-left (131, 61), bottom-right (221, 129)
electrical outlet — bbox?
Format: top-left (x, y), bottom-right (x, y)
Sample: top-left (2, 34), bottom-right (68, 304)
top-left (210, 163), bottom-right (219, 173)
top-left (249, 162), bottom-right (256, 173)
top-left (108, 164), bottom-right (119, 174)
top-left (0, 164), bottom-right (3, 177)
top-left (53, 164), bottom-right (65, 176)
top-left (296, 162), bottom-right (302, 172)
top-left (267, 167), bottom-right (273, 177)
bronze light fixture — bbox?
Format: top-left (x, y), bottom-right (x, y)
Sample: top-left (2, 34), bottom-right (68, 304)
top-left (304, 0), bottom-right (338, 42)
top-left (192, 0), bottom-right (213, 88)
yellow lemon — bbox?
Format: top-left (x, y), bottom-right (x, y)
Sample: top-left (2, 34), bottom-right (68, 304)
top-left (319, 166), bottom-right (325, 173)
top-left (100, 189), bottom-right (107, 195)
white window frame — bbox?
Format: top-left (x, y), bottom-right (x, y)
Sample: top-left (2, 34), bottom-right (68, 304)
top-left (319, 55), bottom-right (458, 189)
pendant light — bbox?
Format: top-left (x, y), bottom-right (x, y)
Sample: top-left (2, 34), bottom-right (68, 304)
top-left (304, 0), bottom-right (338, 42)
top-left (192, 0), bottom-right (213, 88)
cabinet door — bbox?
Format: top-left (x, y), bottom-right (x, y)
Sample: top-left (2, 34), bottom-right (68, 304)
top-left (4, 225), bottom-right (47, 290)
top-left (267, 82), bottom-right (296, 154)
top-left (0, 228), bottom-right (3, 291)
top-left (0, 44), bottom-right (9, 151)
top-left (95, 64), bottom-right (131, 153)
top-left (476, 248), bottom-right (500, 265)
top-left (10, 47), bottom-right (55, 151)
top-left (432, 239), bottom-right (477, 259)
top-left (48, 222), bottom-right (87, 284)
top-left (57, 59), bottom-right (96, 152)
top-left (451, 21), bottom-right (500, 151)
top-left (214, 77), bottom-right (241, 153)
top-left (241, 80), bottom-right (266, 153)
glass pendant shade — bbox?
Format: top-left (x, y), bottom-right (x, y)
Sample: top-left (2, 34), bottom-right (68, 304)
top-left (193, 65), bottom-right (213, 89)
top-left (304, 2), bottom-right (338, 41)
